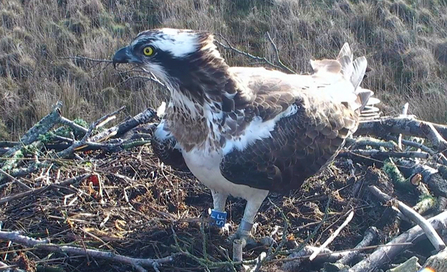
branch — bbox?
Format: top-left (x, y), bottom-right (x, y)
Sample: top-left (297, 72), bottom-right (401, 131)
top-left (309, 210), bottom-right (355, 261)
top-left (350, 211), bottom-right (447, 271)
top-left (357, 116), bottom-right (447, 143)
top-left (56, 106), bottom-right (126, 158)
top-left (368, 185), bottom-right (445, 251)
top-left (0, 230), bottom-right (176, 271)
top-left (336, 226), bottom-right (379, 265)
top-left (265, 32), bottom-right (295, 74)
top-left (0, 174), bottom-right (90, 204)
top-left (2, 102), bottom-right (62, 159)
top-left (89, 107), bottom-right (156, 142)
top-left (215, 36), bottom-right (295, 74)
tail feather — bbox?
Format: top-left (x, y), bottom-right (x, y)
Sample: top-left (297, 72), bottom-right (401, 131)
top-left (336, 43), bottom-right (371, 110)
top-left (310, 43), bottom-right (377, 113)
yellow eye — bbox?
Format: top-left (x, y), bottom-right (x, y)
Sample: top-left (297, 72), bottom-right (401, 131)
top-left (143, 46), bottom-right (154, 56)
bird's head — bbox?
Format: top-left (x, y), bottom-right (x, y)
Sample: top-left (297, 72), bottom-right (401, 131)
top-left (113, 29), bottom-right (228, 97)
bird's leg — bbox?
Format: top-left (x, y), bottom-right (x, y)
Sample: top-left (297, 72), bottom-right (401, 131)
top-left (210, 190), bottom-right (228, 228)
top-left (230, 190), bottom-right (269, 247)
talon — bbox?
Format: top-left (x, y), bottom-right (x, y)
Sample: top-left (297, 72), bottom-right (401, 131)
top-left (227, 231), bottom-right (257, 248)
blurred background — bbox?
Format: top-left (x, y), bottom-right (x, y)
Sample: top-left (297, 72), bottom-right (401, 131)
top-left (1, 0), bottom-right (447, 140)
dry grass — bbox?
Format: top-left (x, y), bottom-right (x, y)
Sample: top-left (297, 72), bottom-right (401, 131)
top-left (1, 0), bottom-right (447, 139)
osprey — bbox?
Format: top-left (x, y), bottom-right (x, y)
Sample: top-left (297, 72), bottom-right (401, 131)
top-left (113, 28), bottom-right (372, 244)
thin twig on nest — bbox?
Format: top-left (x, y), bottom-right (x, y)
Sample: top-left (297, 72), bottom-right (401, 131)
top-left (0, 230), bottom-right (177, 272)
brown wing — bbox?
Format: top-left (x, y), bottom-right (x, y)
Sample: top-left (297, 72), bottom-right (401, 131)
top-left (220, 89), bottom-right (358, 193)
top-left (219, 44), bottom-right (369, 192)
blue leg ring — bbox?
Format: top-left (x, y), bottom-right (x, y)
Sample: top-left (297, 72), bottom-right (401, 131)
top-left (210, 209), bottom-right (227, 228)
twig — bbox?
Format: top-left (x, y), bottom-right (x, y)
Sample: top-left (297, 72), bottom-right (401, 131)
top-left (0, 230), bottom-right (176, 271)
top-left (398, 103), bottom-right (409, 149)
top-left (265, 32), bottom-right (295, 74)
top-left (368, 185), bottom-right (445, 251)
top-left (350, 211), bottom-right (447, 272)
top-left (0, 174), bottom-right (90, 204)
top-left (215, 36), bottom-right (294, 73)
top-left (357, 116), bottom-right (447, 144)
top-left (56, 107), bottom-right (126, 158)
top-left (89, 107), bottom-right (156, 142)
top-left (61, 55), bottom-right (113, 64)
top-left (346, 137), bottom-right (398, 150)
top-left (281, 197), bottom-right (333, 257)
top-left (309, 210), bottom-right (355, 261)
top-left (350, 150), bottom-right (430, 159)
top-left (420, 122), bottom-right (447, 152)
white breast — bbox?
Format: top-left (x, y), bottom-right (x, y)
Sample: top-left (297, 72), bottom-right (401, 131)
top-left (182, 148), bottom-right (267, 198)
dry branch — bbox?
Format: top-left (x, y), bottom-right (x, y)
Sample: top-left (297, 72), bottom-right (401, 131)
top-left (0, 230), bottom-right (176, 272)
top-left (350, 210), bottom-right (447, 272)
top-left (368, 185), bottom-right (445, 251)
top-left (309, 210), bottom-right (355, 261)
top-left (0, 174), bottom-right (90, 204)
top-left (357, 117), bottom-right (447, 143)
top-left (89, 107), bottom-right (156, 142)
top-left (336, 226), bottom-right (379, 265)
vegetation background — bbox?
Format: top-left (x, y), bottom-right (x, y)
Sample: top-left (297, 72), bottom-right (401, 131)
top-left (1, 0), bottom-right (447, 140)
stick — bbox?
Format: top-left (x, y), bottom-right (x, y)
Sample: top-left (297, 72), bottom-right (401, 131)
top-left (56, 107), bottom-right (126, 158)
top-left (357, 116), bottom-right (447, 142)
top-left (89, 107), bottom-right (156, 142)
top-left (309, 210), bottom-right (355, 261)
top-left (0, 174), bottom-right (90, 204)
top-left (0, 230), bottom-right (176, 271)
top-left (337, 226), bottom-right (379, 265)
top-left (346, 137), bottom-right (398, 150)
top-left (215, 36), bottom-right (293, 73)
top-left (368, 186), bottom-right (445, 251)
top-left (265, 32), bottom-right (295, 74)
top-left (350, 150), bottom-right (430, 159)
top-left (350, 211), bottom-right (447, 272)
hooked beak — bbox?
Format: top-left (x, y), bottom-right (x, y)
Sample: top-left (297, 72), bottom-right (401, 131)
top-left (112, 46), bottom-right (131, 69)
